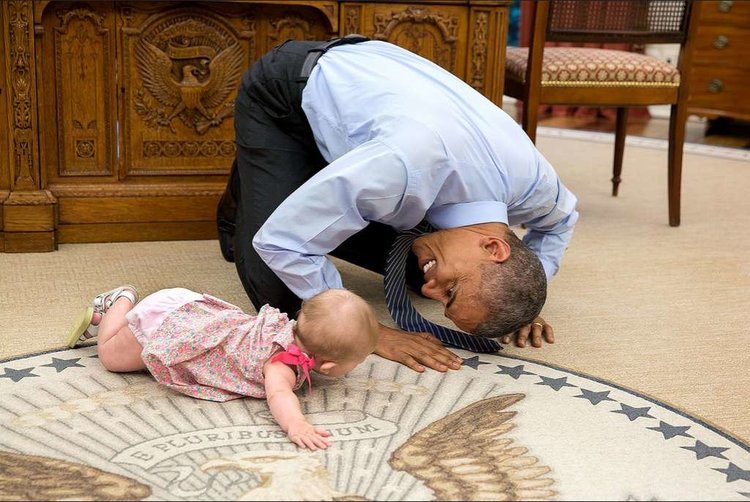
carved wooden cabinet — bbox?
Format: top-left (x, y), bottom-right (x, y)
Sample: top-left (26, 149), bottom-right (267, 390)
top-left (1, 0), bottom-right (509, 252)
top-left (687, 0), bottom-right (750, 121)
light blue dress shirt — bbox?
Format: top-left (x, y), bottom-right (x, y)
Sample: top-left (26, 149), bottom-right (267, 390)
top-left (253, 41), bottom-right (578, 300)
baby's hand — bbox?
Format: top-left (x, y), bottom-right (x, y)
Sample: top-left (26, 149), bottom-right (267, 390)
top-left (287, 420), bottom-right (331, 450)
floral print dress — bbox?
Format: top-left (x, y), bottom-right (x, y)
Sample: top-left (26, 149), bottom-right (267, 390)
top-left (129, 290), bottom-right (305, 402)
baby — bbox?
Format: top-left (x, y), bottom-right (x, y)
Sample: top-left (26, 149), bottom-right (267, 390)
top-left (67, 285), bottom-right (379, 450)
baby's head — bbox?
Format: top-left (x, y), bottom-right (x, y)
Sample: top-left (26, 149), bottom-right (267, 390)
top-left (294, 289), bottom-right (379, 377)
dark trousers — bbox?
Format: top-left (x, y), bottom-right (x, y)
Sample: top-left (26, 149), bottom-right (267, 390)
top-left (217, 40), bottom-right (419, 317)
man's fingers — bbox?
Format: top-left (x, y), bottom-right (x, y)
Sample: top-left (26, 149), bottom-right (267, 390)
top-left (515, 326), bottom-right (529, 348)
top-left (544, 324), bottom-right (555, 343)
top-left (500, 318), bottom-right (554, 349)
top-left (399, 344), bottom-right (458, 372)
top-left (413, 333), bottom-right (461, 369)
top-left (400, 354), bottom-right (425, 373)
top-left (375, 325), bottom-right (461, 372)
top-left (530, 324), bottom-right (543, 348)
top-left (414, 353), bottom-right (452, 372)
top-left (417, 332), bottom-right (445, 347)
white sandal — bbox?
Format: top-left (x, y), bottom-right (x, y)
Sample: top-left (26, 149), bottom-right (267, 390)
top-left (92, 285), bottom-right (138, 313)
top-left (66, 285), bottom-right (139, 348)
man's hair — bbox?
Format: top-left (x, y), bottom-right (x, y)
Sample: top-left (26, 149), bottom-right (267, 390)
top-left (472, 229), bottom-right (547, 337)
top-left (295, 289), bottom-right (379, 361)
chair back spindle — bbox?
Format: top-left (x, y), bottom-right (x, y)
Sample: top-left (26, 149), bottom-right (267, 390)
top-left (546, 0), bottom-right (691, 43)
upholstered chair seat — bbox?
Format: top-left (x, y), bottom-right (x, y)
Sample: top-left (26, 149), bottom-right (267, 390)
top-left (503, 0), bottom-right (696, 226)
top-left (506, 47), bottom-right (680, 88)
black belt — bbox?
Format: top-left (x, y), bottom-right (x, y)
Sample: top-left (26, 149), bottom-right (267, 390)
top-left (298, 34), bottom-right (369, 82)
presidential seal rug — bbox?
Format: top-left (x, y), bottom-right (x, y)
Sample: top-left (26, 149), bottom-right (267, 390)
top-left (1, 347), bottom-right (749, 501)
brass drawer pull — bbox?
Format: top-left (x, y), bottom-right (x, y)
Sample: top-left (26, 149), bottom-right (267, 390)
top-left (713, 35), bottom-right (729, 49)
top-left (708, 79), bottom-right (724, 93)
top-left (718, 0), bottom-right (733, 12)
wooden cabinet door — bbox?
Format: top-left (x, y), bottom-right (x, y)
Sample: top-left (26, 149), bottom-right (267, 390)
top-left (341, 1), bottom-right (507, 104)
top-left (33, 1), bottom-right (335, 244)
top-left (5, 0), bottom-right (507, 251)
top-left (119, 2), bottom-right (335, 179)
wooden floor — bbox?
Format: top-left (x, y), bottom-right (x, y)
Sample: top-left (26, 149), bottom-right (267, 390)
top-left (501, 102), bottom-right (750, 149)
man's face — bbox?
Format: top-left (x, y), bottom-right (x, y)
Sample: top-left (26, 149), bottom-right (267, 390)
top-left (411, 229), bottom-right (489, 333)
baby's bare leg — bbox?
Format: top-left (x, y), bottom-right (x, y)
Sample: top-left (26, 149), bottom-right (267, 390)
top-left (97, 297), bottom-right (146, 372)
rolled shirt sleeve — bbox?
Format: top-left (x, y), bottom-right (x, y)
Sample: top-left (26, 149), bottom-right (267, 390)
top-left (252, 140), bottom-right (416, 300)
top-left (521, 179), bottom-right (578, 279)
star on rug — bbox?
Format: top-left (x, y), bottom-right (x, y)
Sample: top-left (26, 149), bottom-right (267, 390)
top-left (1, 347), bottom-right (749, 501)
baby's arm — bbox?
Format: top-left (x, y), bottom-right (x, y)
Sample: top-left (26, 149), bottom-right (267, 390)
top-left (263, 360), bottom-right (331, 450)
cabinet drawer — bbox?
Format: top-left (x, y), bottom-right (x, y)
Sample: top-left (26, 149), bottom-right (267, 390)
top-left (692, 25), bottom-right (750, 68)
top-left (688, 66), bottom-right (750, 116)
top-left (698, 1), bottom-right (750, 26)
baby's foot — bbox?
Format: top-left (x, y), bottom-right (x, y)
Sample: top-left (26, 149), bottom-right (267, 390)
top-left (93, 285), bottom-right (138, 314)
top-left (66, 307), bottom-right (96, 349)
top-left (91, 312), bottom-right (102, 326)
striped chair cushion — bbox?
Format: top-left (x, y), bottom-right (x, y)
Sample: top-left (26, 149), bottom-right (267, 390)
top-left (506, 47), bottom-right (680, 87)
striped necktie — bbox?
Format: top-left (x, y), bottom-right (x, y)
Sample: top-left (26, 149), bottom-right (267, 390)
top-left (383, 222), bottom-right (501, 353)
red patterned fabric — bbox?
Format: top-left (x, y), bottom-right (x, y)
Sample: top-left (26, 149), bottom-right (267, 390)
top-left (516, 2), bottom-right (653, 121)
top-left (506, 47), bottom-right (680, 86)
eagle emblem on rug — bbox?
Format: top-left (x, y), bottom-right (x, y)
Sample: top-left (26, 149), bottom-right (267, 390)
top-left (0, 451), bottom-right (151, 501)
top-left (390, 394), bottom-right (556, 501)
top-left (190, 394), bottom-right (555, 501)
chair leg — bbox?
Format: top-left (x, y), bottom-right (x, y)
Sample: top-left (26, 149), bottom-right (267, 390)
top-left (612, 107), bottom-right (628, 196)
top-left (668, 101), bottom-right (688, 227)
top-left (521, 95), bottom-right (540, 144)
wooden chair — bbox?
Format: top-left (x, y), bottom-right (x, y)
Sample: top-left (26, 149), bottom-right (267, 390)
top-left (504, 0), bottom-right (698, 226)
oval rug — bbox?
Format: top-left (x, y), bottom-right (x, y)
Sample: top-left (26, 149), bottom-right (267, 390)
top-left (1, 346), bottom-right (749, 501)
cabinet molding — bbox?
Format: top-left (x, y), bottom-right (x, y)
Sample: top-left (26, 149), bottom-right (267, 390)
top-left (2, 0), bottom-right (510, 252)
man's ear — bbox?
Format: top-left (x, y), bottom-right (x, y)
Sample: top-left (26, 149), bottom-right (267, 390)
top-left (480, 235), bottom-right (511, 263)
top-left (317, 361), bottom-right (337, 375)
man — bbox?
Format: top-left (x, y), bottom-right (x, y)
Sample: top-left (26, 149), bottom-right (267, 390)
top-left (217, 37), bottom-right (578, 373)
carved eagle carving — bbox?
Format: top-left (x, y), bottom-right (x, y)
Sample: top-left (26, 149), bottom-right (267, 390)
top-left (389, 394), bottom-right (556, 501)
top-left (135, 39), bottom-right (244, 130)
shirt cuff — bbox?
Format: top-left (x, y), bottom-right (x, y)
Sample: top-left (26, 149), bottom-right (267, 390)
top-left (426, 201), bottom-right (509, 229)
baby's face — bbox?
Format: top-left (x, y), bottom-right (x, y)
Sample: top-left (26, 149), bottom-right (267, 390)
top-left (325, 353), bottom-right (369, 378)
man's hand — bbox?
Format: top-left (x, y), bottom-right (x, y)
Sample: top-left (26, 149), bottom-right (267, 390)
top-left (500, 316), bottom-right (554, 348)
top-left (375, 324), bottom-right (463, 373)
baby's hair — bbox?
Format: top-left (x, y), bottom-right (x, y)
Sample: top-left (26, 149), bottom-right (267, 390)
top-left (295, 289), bottom-right (379, 362)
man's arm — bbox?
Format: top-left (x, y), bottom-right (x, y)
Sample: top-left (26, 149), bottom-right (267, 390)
top-left (252, 139), bottom-right (418, 300)
top-left (521, 177), bottom-right (579, 280)
top-left (374, 323), bottom-right (463, 372)
top-left (509, 171), bottom-right (578, 348)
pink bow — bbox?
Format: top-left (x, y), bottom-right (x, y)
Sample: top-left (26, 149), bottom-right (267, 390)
top-left (270, 343), bottom-right (316, 395)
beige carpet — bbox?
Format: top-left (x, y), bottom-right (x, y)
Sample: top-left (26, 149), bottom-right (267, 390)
top-left (1, 132), bottom-right (749, 500)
